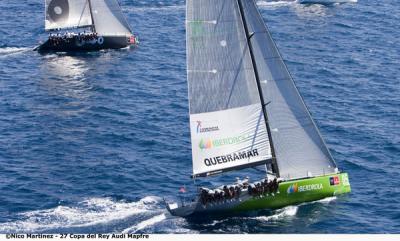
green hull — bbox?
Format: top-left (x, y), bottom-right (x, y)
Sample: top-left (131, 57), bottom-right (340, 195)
top-left (167, 173), bottom-right (351, 217)
top-left (233, 173), bottom-right (351, 212)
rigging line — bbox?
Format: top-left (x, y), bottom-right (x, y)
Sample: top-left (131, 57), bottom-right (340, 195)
top-left (252, 166), bottom-right (267, 174)
top-left (77, 0), bottom-right (89, 28)
top-left (237, 0), bottom-right (280, 177)
top-left (115, 0), bottom-right (133, 33)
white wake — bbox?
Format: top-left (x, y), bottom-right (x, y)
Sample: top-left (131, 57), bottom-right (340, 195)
top-left (122, 214), bottom-right (167, 233)
top-left (248, 196), bottom-right (337, 222)
top-left (0, 47), bottom-right (32, 58)
top-left (254, 206), bottom-right (299, 222)
top-left (0, 196), bottom-right (162, 233)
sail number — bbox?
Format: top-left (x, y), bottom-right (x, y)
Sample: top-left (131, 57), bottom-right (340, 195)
top-left (76, 36), bottom-right (104, 46)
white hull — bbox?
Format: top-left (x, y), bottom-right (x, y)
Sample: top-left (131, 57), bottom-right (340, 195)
top-left (299, 0), bottom-right (357, 4)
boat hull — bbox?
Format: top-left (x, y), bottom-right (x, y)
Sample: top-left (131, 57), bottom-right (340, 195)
top-left (299, 0), bottom-right (357, 4)
top-left (35, 35), bottom-right (135, 53)
top-left (167, 173), bottom-right (351, 217)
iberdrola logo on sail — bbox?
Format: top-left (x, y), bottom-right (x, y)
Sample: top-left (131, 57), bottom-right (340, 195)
top-left (199, 139), bottom-right (213, 150)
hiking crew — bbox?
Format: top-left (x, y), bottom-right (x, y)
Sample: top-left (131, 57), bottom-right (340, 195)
top-left (199, 178), bottom-right (281, 206)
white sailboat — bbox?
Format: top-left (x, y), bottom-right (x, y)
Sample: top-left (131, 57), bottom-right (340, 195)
top-left (36, 0), bottom-right (138, 52)
top-left (299, 0), bottom-right (358, 4)
top-left (166, 0), bottom-right (351, 217)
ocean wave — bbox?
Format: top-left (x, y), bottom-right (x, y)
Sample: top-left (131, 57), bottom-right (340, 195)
top-left (0, 196), bottom-right (163, 233)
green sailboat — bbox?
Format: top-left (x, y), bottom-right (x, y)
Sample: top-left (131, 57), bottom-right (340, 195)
top-left (166, 0), bottom-right (351, 217)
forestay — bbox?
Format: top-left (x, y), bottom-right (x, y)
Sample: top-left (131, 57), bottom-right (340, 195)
top-left (240, 0), bottom-right (338, 180)
top-left (90, 0), bottom-right (132, 36)
top-left (45, 0), bottom-right (93, 31)
top-left (187, 0), bottom-right (272, 178)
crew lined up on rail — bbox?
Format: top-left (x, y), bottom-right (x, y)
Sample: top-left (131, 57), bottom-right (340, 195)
top-left (48, 32), bottom-right (99, 46)
top-left (248, 178), bottom-right (279, 197)
top-left (199, 178), bottom-right (281, 206)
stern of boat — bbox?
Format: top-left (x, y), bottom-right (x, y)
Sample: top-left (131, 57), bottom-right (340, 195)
top-left (164, 198), bottom-right (197, 217)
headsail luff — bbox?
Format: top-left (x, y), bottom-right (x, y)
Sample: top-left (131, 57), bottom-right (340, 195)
top-left (45, 0), bottom-right (93, 31)
top-left (240, 0), bottom-right (338, 180)
top-left (187, 0), bottom-right (273, 178)
top-left (90, 0), bottom-right (132, 36)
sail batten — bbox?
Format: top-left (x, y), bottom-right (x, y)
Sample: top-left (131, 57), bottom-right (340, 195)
top-left (187, 0), bottom-right (273, 177)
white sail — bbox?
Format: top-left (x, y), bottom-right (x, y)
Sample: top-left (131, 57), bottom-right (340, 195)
top-left (187, 0), bottom-right (273, 178)
top-left (240, 0), bottom-right (338, 180)
top-left (90, 0), bottom-right (132, 36)
top-left (45, 0), bottom-right (93, 31)
top-left (191, 105), bottom-right (272, 177)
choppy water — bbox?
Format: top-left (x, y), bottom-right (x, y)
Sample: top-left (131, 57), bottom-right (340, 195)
top-left (0, 0), bottom-right (399, 234)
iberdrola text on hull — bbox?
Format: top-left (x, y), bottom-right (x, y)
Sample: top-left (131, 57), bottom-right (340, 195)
top-left (167, 173), bottom-right (351, 217)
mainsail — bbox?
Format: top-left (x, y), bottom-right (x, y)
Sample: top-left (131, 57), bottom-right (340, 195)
top-left (45, 0), bottom-right (93, 31)
top-left (186, 0), bottom-right (338, 180)
top-left (240, 0), bottom-right (338, 180)
top-left (187, 0), bottom-right (273, 178)
top-left (90, 0), bottom-right (132, 36)
top-left (45, 0), bottom-right (132, 36)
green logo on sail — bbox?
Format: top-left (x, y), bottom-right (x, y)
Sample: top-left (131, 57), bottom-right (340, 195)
top-left (199, 134), bottom-right (249, 150)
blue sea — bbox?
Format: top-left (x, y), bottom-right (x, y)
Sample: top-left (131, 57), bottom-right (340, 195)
top-left (0, 0), bottom-right (399, 234)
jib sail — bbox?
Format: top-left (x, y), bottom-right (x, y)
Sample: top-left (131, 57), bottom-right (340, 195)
top-left (240, 0), bottom-right (338, 180)
top-left (90, 0), bottom-right (132, 36)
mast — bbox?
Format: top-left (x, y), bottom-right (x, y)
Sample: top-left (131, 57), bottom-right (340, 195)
top-left (87, 0), bottom-right (96, 33)
top-left (237, 0), bottom-right (280, 177)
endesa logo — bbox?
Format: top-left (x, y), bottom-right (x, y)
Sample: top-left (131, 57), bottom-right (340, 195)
top-left (330, 176), bottom-right (340, 186)
top-left (196, 121), bottom-right (219, 134)
top-left (287, 184), bottom-right (298, 194)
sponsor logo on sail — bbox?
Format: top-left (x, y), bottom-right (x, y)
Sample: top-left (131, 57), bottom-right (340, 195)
top-left (204, 149), bottom-right (259, 167)
top-left (287, 183), bottom-right (323, 194)
top-left (199, 134), bottom-right (249, 150)
top-left (199, 139), bottom-right (213, 150)
top-left (330, 176), bottom-right (340, 186)
top-left (196, 121), bottom-right (219, 134)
